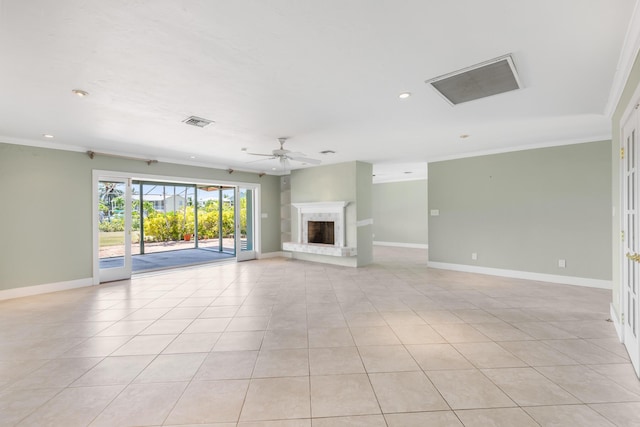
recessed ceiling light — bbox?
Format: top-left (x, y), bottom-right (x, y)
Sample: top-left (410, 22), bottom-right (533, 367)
top-left (460, 134), bottom-right (470, 139)
top-left (399, 92), bottom-right (412, 99)
top-left (42, 134), bottom-right (54, 138)
top-left (272, 167), bottom-right (277, 171)
top-left (72, 89), bottom-right (89, 97)
top-left (189, 155), bottom-right (196, 159)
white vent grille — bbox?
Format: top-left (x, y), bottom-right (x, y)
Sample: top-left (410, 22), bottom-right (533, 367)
top-left (425, 54), bottom-right (522, 105)
top-left (183, 116), bottom-right (214, 128)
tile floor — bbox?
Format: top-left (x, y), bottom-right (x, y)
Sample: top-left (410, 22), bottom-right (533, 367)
top-left (1, 246), bottom-right (639, 426)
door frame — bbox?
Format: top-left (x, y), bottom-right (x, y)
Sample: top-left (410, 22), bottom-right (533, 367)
top-left (619, 86), bottom-right (640, 378)
top-left (93, 172), bottom-right (133, 284)
top-left (92, 169), bottom-right (261, 284)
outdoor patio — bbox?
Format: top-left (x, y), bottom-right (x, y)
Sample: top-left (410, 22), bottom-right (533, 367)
top-left (99, 238), bottom-right (236, 273)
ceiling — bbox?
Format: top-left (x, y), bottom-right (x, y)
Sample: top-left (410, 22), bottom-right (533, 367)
top-left (0, 1), bottom-right (637, 182)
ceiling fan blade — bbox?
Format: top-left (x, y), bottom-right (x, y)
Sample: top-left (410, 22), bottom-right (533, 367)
top-left (289, 155), bottom-right (321, 165)
top-left (246, 156), bottom-right (276, 163)
top-left (245, 152), bottom-right (274, 157)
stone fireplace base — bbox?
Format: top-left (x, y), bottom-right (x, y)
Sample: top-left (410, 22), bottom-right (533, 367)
top-left (282, 241), bottom-right (357, 257)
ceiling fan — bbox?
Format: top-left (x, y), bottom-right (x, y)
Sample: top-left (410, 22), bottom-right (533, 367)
top-left (245, 137), bottom-right (321, 167)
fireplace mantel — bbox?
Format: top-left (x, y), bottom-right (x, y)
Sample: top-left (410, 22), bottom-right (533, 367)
top-left (283, 201), bottom-right (357, 257)
top-left (291, 201), bottom-right (349, 212)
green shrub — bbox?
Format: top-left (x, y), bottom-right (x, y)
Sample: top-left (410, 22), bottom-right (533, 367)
top-left (139, 203), bottom-right (239, 242)
top-left (198, 210), bottom-right (219, 239)
top-left (99, 218), bottom-right (125, 232)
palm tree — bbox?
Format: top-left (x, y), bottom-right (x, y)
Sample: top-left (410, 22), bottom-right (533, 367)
top-left (99, 182), bottom-right (124, 221)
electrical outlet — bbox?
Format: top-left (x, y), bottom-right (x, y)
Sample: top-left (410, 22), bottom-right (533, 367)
top-left (471, 252), bottom-right (478, 260)
top-left (558, 259), bottom-right (566, 268)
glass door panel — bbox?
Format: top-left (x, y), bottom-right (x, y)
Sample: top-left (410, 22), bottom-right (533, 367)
top-left (237, 186), bottom-right (256, 261)
top-left (138, 182), bottom-right (196, 255)
top-left (221, 187), bottom-right (236, 254)
top-left (197, 186), bottom-right (222, 251)
top-left (131, 183), bottom-right (142, 256)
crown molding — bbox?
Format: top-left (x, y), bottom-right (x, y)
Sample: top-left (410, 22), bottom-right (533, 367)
top-left (605, 0), bottom-right (640, 118)
top-left (426, 134), bottom-right (611, 164)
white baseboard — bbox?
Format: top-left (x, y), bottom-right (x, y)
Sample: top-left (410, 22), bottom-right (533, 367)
top-left (611, 303), bottom-right (623, 341)
top-left (0, 277), bottom-right (94, 301)
top-left (374, 241), bottom-right (429, 249)
top-left (259, 251), bottom-right (291, 259)
top-left (427, 261), bottom-right (612, 289)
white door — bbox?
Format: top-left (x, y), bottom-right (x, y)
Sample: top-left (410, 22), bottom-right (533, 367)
top-left (95, 175), bottom-right (132, 282)
top-left (236, 186), bottom-right (258, 261)
top-left (622, 106), bottom-right (640, 378)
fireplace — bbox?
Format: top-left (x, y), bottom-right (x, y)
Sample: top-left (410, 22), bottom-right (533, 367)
top-left (308, 221), bottom-right (335, 245)
top-left (282, 201), bottom-right (357, 257)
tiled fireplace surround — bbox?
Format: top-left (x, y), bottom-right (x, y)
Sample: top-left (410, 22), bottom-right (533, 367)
top-left (282, 201), bottom-right (357, 257)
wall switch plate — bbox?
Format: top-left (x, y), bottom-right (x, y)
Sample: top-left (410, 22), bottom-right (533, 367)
top-left (471, 252), bottom-right (478, 260)
top-left (558, 259), bottom-right (566, 268)
top-left (430, 209), bottom-right (440, 216)
top-left (261, 213), bottom-right (268, 218)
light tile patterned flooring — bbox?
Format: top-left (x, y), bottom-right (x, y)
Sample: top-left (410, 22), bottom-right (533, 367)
top-left (1, 246), bottom-right (639, 426)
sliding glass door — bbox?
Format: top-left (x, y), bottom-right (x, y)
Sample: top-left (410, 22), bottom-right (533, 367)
top-left (94, 172), bottom-right (260, 278)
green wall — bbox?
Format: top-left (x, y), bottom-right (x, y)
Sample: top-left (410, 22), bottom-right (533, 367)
top-left (0, 142), bottom-right (281, 291)
top-left (290, 161), bottom-right (373, 267)
top-left (428, 141), bottom-right (611, 280)
top-left (356, 161), bottom-right (374, 266)
top-left (612, 52), bottom-right (640, 314)
top-left (372, 179), bottom-right (428, 246)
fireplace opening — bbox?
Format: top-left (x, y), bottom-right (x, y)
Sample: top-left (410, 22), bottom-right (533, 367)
top-left (308, 221), bottom-right (335, 245)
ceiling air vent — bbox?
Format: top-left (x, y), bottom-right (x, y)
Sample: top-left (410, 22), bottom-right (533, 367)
top-left (183, 116), bottom-right (214, 128)
top-left (425, 54), bottom-right (522, 105)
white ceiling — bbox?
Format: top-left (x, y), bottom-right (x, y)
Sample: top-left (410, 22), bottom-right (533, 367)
top-left (0, 1), bottom-right (637, 182)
